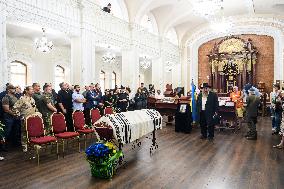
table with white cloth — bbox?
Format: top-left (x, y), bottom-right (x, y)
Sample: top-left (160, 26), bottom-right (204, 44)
top-left (94, 109), bottom-right (162, 155)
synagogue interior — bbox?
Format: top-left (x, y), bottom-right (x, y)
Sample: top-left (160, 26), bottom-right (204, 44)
top-left (1, 0), bottom-right (284, 189)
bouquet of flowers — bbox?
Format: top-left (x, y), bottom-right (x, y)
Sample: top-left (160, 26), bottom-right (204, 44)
top-left (85, 141), bottom-right (122, 179)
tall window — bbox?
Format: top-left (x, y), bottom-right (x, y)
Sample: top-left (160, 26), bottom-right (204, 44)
top-left (111, 72), bottom-right (116, 89)
top-left (100, 70), bottom-right (106, 93)
top-left (55, 65), bottom-right (65, 92)
top-left (10, 61), bottom-right (27, 89)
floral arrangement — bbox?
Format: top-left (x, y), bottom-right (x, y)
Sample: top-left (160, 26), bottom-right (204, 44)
top-left (85, 141), bottom-right (122, 179)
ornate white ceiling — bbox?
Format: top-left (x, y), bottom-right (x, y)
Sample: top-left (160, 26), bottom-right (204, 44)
top-left (123, 0), bottom-right (284, 43)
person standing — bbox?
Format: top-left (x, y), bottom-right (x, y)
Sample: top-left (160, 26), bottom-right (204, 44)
top-left (196, 83), bottom-right (218, 140)
top-left (270, 84), bottom-right (282, 134)
top-left (2, 85), bottom-right (21, 148)
top-left (245, 88), bottom-right (261, 140)
top-left (32, 83), bottom-right (42, 110)
top-left (72, 85), bottom-right (86, 112)
top-left (37, 85), bottom-right (57, 135)
top-left (57, 82), bottom-right (73, 131)
top-left (13, 86), bottom-right (41, 151)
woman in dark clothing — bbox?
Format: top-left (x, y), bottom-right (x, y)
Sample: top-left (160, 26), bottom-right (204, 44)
top-left (134, 88), bottom-right (146, 110)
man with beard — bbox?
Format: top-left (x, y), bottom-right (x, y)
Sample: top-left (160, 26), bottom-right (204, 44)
top-left (58, 82), bottom-right (73, 131)
top-left (2, 85), bottom-right (21, 149)
top-left (32, 83), bottom-right (42, 110)
top-left (72, 85), bottom-right (86, 111)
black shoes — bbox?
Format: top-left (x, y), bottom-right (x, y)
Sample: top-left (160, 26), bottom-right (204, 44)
top-left (246, 135), bottom-right (257, 140)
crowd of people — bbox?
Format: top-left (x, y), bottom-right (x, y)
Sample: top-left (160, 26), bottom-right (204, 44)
top-left (1, 79), bottom-right (283, 160)
top-left (0, 81), bottom-right (154, 158)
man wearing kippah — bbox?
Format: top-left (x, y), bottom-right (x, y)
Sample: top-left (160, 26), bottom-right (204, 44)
top-left (245, 88), bottom-right (260, 140)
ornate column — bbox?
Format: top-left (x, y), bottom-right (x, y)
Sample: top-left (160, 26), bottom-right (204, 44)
top-left (121, 47), bottom-right (139, 91)
top-left (0, 3), bottom-right (8, 89)
top-left (181, 46), bottom-right (188, 93)
top-left (152, 56), bottom-right (164, 91)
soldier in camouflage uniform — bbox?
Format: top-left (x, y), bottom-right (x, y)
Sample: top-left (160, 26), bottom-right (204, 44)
top-left (13, 86), bottom-right (42, 151)
top-left (37, 85), bottom-right (57, 135)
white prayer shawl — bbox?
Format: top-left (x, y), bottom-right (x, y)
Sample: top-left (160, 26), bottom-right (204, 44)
top-left (95, 109), bottom-right (162, 144)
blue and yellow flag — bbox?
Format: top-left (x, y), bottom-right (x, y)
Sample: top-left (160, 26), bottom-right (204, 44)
top-left (191, 79), bottom-right (197, 122)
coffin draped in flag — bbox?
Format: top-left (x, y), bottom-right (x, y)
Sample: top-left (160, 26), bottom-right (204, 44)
top-left (94, 109), bottom-right (162, 144)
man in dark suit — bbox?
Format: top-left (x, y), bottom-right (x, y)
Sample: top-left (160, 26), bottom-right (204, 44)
top-left (245, 88), bottom-right (260, 140)
top-left (57, 82), bottom-right (73, 131)
top-left (196, 83), bottom-right (218, 140)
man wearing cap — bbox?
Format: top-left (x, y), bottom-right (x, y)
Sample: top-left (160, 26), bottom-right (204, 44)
top-left (1, 85), bottom-right (21, 148)
top-left (270, 83), bottom-right (282, 134)
top-left (196, 83), bottom-right (218, 140)
top-left (245, 88), bottom-right (261, 140)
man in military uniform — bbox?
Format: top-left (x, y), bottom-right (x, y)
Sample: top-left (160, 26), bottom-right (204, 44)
top-left (37, 85), bottom-right (57, 135)
top-left (13, 86), bottom-right (42, 151)
top-left (32, 83), bottom-right (42, 109)
top-left (2, 85), bottom-right (21, 149)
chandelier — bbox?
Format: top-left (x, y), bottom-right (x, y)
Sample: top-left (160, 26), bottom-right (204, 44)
top-left (165, 61), bottom-right (173, 72)
top-left (140, 56), bottom-right (151, 69)
top-left (35, 28), bottom-right (53, 53)
top-left (102, 46), bottom-right (116, 64)
top-left (191, 0), bottom-right (223, 19)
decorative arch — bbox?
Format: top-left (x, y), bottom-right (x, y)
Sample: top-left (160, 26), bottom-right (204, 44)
top-left (186, 20), bottom-right (283, 87)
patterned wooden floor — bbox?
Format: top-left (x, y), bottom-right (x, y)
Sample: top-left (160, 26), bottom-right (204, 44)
top-left (0, 117), bottom-right (284, 189)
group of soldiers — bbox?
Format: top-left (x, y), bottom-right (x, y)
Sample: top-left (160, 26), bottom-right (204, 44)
top-left (0, 81), bottom-right (152, 152)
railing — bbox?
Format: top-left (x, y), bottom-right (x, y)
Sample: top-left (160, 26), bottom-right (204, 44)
top-left (2, 0), bottom-right (180, 62)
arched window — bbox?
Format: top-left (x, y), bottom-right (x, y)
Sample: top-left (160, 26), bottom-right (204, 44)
top-left (100, 70), bottom-right (106, 93)
top-left (55, 65), bottom-right (65, 92)
top-left (10, 61), bottom-right (27, 89)
top-left (111, 72), bottom-right (116, 89)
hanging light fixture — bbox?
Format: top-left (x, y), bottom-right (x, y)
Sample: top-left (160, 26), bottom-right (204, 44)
top-left (165, 61), bottom-right (173, 72)
top-left (191, 0), bottom-right (223, 19)
top-left (140, 56), bottom-right (151, 69)
top-left (34, 28), bottom-right (53, 53)
top-left (210, 7), bottom-right (233, 34)
top-left (102, 46), bottom-right (116, 64)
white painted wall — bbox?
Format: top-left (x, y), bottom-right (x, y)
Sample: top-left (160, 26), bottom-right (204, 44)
top-left (6, 37), bottom-right (71, 89)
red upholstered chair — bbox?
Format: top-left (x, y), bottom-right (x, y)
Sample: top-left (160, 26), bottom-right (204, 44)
top-left (72, 111), bottom-right (95, 149)
top-left (26, 115), bottom-right (58, 165)
top-left (104, 107), bottom-right (114, 115)
top-left (90, 108), bottom-right (101, 125)
top-left (51, 113), bottom-right (80, 157)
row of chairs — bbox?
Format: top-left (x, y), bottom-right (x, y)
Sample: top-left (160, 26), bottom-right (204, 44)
top-left (25, 107), bottom-right (114, 165)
